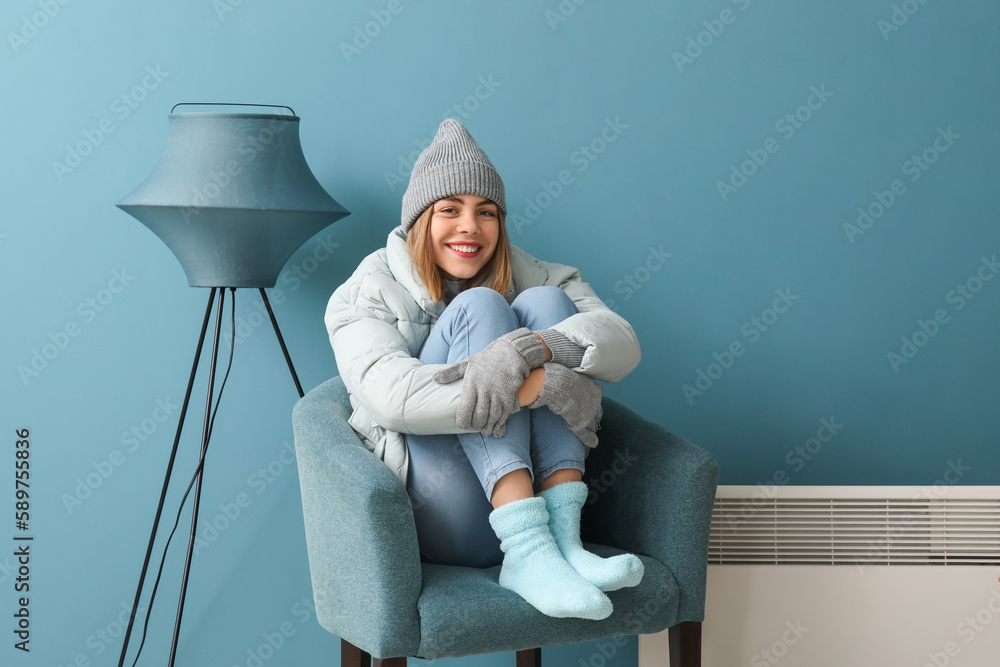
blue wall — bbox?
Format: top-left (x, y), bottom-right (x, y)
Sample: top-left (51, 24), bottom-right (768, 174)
top-left (3, 1), bottom-right (998, 666)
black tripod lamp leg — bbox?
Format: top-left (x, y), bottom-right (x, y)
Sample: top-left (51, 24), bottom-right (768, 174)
top-left (167, 288), bottom-right (227, 667)
top-left (117, 287), bottom-right (218, 667)
top-left (259, 287), bottom-right (305, 399)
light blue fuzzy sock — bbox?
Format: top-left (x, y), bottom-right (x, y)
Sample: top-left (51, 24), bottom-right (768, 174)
top-left (489, 497), bottom-right (613, 620)
top-left (540, 481), bottom-right (644, 592)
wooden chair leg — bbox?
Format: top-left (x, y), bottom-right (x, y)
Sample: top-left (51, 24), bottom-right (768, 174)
top-left (668, 622), bottom-right (701, 667)
top-left (516, 647), bottom-right (541, 667)
top-left (342, 639), bottom-right (370, 667)
top-left (373, 658), bottom-right (406, 667)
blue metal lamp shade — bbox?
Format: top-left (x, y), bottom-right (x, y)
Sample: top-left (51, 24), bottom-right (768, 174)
top-left (117, 109), bottom-right (349, 287)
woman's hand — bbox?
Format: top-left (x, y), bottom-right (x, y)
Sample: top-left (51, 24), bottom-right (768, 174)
top-left (517, 368), bottom-right (546, 407)
top-left (529, 363), bottom-right (603, 448)
top-left (433, 328), bottom-right (548, 437)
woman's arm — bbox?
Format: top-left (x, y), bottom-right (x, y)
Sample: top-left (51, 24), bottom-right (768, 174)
top-left (513, 247), bottom-right (641, 382)
top-left (517, 367), bottom-right (545, 406)
top-left (326, 259), bottom-right (471, 436)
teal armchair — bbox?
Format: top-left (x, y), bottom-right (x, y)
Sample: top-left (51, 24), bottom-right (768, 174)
top-left (292, 376), bottom-right (718, 666)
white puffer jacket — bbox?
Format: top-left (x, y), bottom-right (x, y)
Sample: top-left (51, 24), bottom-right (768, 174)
top-left (325, 226), bottom-right (641, 482)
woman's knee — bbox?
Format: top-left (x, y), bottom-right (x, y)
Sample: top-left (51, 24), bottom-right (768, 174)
top-left (431, 287), bottom-right (519, 360)
top-left (452, 286), bottom-right (509, 308)
top-left (512, 286), bottom-right (578, 329)
top-left (449, 287), bottom-right (517, 326)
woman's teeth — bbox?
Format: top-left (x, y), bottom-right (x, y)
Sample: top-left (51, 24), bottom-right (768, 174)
top-left (448, 244), bottom-right (480, 254)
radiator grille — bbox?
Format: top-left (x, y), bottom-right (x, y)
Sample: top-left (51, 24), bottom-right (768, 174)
top-left (710, 495), bottom-right (1000, 565)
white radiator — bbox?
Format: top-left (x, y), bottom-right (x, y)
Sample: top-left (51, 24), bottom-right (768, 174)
top-left (639, 485), bottom-right (1000, 667)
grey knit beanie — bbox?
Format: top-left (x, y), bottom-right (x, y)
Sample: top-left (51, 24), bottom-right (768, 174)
top-left (401, 119), bottom-right (506, 232)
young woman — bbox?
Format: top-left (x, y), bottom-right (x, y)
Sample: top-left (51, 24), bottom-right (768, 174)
top-left (325, 119), bottom-right (643, 620)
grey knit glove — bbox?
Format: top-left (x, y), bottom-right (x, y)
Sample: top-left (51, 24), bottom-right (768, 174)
top-left (529, 363), bottom-right (603, 448)
top-left (535, 329), bottom-right (586, 368)
top-left (433, 328), bottom-right (548, 437)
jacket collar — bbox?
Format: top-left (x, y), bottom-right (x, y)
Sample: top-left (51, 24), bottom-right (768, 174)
top-left (385, 226), bottom-right (517, 319)
top-left (385, 226), bottom-right (446, 319)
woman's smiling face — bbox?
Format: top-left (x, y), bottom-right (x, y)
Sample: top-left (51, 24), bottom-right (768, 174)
top-left (428, 194), bottom-right (501, 280)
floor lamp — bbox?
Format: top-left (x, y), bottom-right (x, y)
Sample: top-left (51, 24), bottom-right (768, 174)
top-left (115, 104), bottom-right (349, 667)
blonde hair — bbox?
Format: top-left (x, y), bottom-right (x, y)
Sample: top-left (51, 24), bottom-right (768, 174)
top-left (406, 203), bottom-right (512, 303)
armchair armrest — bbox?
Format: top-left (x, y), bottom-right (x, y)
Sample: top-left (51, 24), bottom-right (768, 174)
top-left (292, 377), bottom-right (422, 658)
top-left (580, 398), bottom-right (718, 622)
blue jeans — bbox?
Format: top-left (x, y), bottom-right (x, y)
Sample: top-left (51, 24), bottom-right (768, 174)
top-left (405, 286), bottom-right (587, 567)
